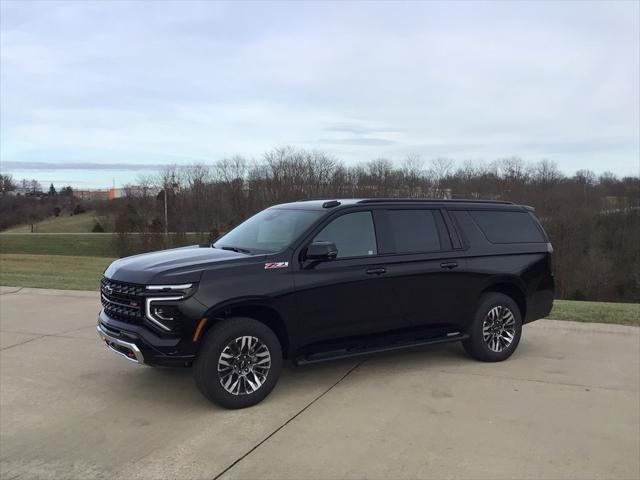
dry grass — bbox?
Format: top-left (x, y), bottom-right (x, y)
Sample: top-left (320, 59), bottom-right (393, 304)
top-left (548, 299), bottom-right (639, 326)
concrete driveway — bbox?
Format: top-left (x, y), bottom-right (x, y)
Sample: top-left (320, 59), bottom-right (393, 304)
top-left (1, 287), bottom-right (638, 480)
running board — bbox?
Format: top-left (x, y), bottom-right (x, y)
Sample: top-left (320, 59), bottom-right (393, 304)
top-left (295, 332), bottom-right (469, 366)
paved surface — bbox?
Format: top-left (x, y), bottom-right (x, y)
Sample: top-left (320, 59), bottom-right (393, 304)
top-left (0, 287), bottom-right (639, 480)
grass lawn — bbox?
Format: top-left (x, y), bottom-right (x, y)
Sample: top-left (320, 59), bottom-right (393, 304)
top-left (3, 212), bottom-right (100, 233)
top-left (548, 299), bottom-right (639, 326)
top-left (0, 232), bottom-right (206, 257)
top-left (0, 253), bottom-right (113, 291)
top-left (1, 251), bottom-right (637, 326)
top-left (0, 233), bottom-right (115, 257)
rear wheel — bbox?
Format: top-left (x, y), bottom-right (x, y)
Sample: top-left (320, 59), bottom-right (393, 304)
top-left (194, 317), bottom-right (282, 409)
top-left (463, 292), bottom-right (522, 362)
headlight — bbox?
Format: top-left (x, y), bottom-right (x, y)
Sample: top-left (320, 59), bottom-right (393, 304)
top-left (145, 283), bottom-right (197, 295)
top-left (144, 283), bottom-right (198, 331)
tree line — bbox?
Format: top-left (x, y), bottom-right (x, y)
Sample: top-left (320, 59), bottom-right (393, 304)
top-left (2, 147), bottom-right (638, 303)
top-left (105, 147), bottom-right (639, 303)
top-left (0, 174), bottom-right (74, 197)
top-left (0, 174), bottom-right (79, 231)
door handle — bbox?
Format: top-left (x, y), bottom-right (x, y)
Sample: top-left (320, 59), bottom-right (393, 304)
top-left (440, 261), bottom-right (458, 270)
top-left (366, 267), bottom-right (387, 275)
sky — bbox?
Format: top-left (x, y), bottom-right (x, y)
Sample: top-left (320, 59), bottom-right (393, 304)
top-left (1, 0), bottom-right (639, 188)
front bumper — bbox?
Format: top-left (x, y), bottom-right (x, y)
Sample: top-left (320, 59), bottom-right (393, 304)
top-left (97, 310), bottom-right (197, 366)
top-left (97, 322), bottom-right (146, 364)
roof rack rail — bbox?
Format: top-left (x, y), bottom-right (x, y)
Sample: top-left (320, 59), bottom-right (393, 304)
top-left (295, 199), bottom-right (343, 207)
top-left (357, 198), bottom-right (514, 205)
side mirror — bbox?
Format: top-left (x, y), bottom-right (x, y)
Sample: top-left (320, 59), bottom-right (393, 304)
top-left (305, 241), bottom-right (338, 261)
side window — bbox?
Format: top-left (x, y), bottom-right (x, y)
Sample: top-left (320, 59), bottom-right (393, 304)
top-left (312, 211), bottom-right (377, 258)
top-left (470, 210), bottom-right (545, 243)
top-left (387, 209), bottom-right (442, 253)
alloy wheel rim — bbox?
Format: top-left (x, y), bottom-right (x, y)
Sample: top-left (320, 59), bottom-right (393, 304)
top-left (218, 336), bottom-right (271, 396)
top-left (482, 305), bottom-right (516, 353)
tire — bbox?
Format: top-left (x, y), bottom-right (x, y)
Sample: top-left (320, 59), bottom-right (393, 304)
top-left (194, 317), bottom-right (283, 409)
top-left (462, 292), bottom-right (522, 362)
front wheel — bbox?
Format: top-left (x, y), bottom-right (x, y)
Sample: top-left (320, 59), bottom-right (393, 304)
top-left (462, 292), bottom-right (522, 362)
top-left (194, 317), bottom-right (283, 409)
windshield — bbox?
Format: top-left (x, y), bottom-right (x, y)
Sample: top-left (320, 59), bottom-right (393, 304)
top-left (214, 208), bottom-right (324, 254)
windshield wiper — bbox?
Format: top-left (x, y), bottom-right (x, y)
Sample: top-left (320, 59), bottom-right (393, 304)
top-left (219, 246), bottom-right (252, 254)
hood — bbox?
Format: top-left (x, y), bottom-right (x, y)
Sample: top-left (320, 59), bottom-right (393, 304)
top-left (104, 245), bottom-right (250, 285)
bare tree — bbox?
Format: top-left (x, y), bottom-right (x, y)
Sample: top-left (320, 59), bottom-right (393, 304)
top-left (429, 158), bottom-right (454, 197)
top-left (574, 169), bottom-right (596, 185)
top-left (533, 159), bottom-right (563, 187)
top-left (598, 171), bottom-right (617, 185)
top-left (7, 146), bottom-right (634, 302)
top-left (0, 174), bottom-right (16, 194)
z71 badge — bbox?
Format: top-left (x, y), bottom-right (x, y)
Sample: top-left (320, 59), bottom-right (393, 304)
top-left (264, 262), bottom-right (289, 270)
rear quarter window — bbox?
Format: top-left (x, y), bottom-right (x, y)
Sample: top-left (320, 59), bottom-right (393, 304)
top-left (470, 210), bottom-right (545, 244)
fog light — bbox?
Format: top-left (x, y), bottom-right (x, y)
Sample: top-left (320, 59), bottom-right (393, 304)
top-left (153, 306), bottom-right (175, 321)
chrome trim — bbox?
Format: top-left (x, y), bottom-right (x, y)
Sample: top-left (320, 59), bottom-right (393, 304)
top-left (96, 322), bottom-right (145, 364)
top-left (145, 296), bottom-right (184, 331)
top-left (146, 284), bottom-right (193, 291)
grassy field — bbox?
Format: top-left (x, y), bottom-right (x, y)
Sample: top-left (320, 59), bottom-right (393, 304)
top-left (0, 233), bottom-right (116, 257)
top-left (0, 251), bottom-right (637, 326)
top-left (0, 228), bottom-right (637, 326)
top-left (3, 212), bottom-right (100, 233)
top-left (0, 232), bottom-right (206, 257)
top-left (548, 299), bottom-right (639, 326)
top-left (0, 254), bottom-right (113, 291)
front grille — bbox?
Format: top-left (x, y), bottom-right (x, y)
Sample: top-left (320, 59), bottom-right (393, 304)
top-left (101, 278), bottom-right (145, 325)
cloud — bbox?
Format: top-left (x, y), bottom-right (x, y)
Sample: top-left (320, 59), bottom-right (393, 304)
top-left (1, 0), bottom-right (638, 178)
top-left (322, 122), bottom-right (405, 135)
top-left (1, 161), bottom-right (174, 171)
top-left (318, 137), bottom-right (398, 146)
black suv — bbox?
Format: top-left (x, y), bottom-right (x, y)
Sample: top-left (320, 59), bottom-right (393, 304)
top-left (97, 199), bottom-right (554, 408)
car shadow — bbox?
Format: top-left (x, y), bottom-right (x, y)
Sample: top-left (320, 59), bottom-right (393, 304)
top-left (111, 341), bottom-right (476, 410)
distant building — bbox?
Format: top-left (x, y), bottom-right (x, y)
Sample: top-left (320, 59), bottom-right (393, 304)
top-left (7, 187), bottom-right (30, 196)
top-left (6, 187), bottom-right (43, 197)
top-left (67, 186), bottom-right (160, 201)
top-left (108, 186), bottom-right (161, 199)
top-left (72, 189), bottom-right (109, 201)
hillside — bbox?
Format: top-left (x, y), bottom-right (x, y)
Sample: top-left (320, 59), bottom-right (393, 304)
top-left (2, 212), bottom-right (101, 233)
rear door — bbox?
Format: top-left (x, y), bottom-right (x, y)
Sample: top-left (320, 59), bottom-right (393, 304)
top-left (375, 207), bottom-right (470, 331)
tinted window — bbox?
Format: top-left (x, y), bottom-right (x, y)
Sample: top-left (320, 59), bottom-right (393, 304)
top-left (470, 210), bottom-right (545, 243)
top-left (387, 210), bottom-right (441, 253)
top-left (312, 211), bottom-right (377, 258)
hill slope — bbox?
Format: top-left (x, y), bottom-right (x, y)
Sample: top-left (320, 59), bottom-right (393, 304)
top-left (2, 212), bottom-right (101, 233)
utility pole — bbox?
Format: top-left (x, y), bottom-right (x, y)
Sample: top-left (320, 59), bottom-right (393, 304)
top-left (164, 189), bottom-right (168, 237)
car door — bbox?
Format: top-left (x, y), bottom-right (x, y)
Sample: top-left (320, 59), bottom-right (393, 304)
top-left (375, 208), bottom-right (469, 331)
top-left (293, 209), bottom-right (395, 345)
